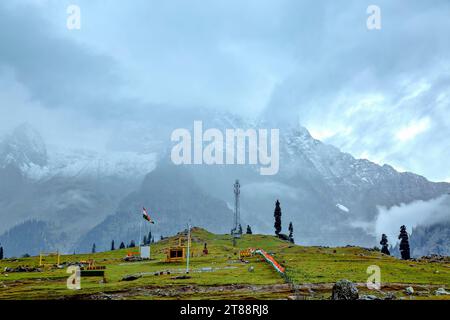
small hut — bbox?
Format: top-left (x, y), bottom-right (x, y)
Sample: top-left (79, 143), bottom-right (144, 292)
top-left (166, 237), bottom-right (187, 262)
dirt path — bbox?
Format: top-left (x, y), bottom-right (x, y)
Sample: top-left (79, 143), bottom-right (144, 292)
top-left (63, 282), bottom-right (447, 300)
top-left (66, 283), bottom-right (293, 300)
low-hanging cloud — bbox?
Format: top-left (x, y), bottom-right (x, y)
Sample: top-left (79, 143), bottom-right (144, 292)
top-left (374, 195), bottom-right (450, 244)
top-left (0, 0), bottom-right (449, 182)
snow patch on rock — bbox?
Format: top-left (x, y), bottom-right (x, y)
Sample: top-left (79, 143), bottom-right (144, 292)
top-left (336, 203), bottom-right (350, 213)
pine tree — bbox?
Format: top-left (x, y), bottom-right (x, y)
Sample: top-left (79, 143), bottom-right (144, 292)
top-left (143, 235), bottom-right (148, 246)
top-left (274, 200), bottom-right (282, 235)
top-left (380, 234), bottom-right (390, 255)
top-left (238, 224), bottom-right (243, 235)
top-left (129, 240), bottom-right (136, 248)
top-left (151, 236), bottom-right (155, 243)
top-left (398, 225), bottom-right (410, 260)
top-left (111, 240), bottom-right (115, 251)
top-left (0, 246), bottom-right (3, 260)
top-left (119, 242), bottom-right (125, 249)
top-left (246, 225), bottom-right (252, 234)
top-left (288, 222), bottom-right (294, 243)
top-left (92, 243), bottom-right (96, 254)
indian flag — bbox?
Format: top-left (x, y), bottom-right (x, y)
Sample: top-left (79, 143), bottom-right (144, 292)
top-left (142, 207), bottom-right (155, 224)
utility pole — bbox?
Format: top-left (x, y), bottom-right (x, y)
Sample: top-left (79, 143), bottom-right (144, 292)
top-left (186, 222), bottom-right (191, 274)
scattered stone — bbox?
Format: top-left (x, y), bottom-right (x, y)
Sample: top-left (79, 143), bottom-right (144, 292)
top-left (405, 286), bottom-right (414, 295)
top-left (359, 295), bottom-right (378, 300)
top-left (435, 288), bottom-right (450, 296)
top-left (331, 280), bottom-right (359, 300)
top-left (171, 275), bottom-right (191, 280)
top-left (3, 266), bottom-right (42, 273)
top-left (123, 256), bottom-right (143, 262)
top-left (419, 254), bottom-right (450, 263)
top-left (121, 274), bottom-right (142, 281)
top-left (248, 266), bottom-right (254, 272)
top-left (384, 292), bottom-right (397, 300)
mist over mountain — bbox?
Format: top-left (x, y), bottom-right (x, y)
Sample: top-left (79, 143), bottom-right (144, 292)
top-left (0, 115), bottom-right (449, 257)
top-left (76, 163), bottom-right (233, 252)
top-left (0, 123), bottom-right (47, 168)
top-left (0, 123), bottom-right (158, 255)
top-left (0, 220), bottom-right (63, 257)
top-left (184, 122), bottom-right (450, 247)
top-left (1, 0), bottom-right (449, 263)
top-left (410, 221), bottom-right (450, 257)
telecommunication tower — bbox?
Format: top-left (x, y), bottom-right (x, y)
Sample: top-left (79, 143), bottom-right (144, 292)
top-left (231, 180), bottom-right (241, 239)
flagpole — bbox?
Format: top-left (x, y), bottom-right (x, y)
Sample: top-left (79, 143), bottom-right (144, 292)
top-left (139, 220), bottom-right (142, 246)
top-left (186, 221), bottom-right (191, 274)
top-left (149, 223), bottom-right (152, 258)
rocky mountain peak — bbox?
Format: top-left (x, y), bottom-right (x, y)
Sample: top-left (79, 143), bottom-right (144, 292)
top-left (0, 123), bottom-right (47, 168)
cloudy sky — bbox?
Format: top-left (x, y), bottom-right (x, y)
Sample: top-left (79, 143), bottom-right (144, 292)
top-left (0, 0), bottom-right (449, 181)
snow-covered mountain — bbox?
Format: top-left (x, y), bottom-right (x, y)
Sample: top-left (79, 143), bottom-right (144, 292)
top-left (23, 147), bottom-right (158, 182)
top-left (0, 114), bottom-right (449, 257)
top-left (0, 123), bottom-right (158, 255)
top-left (0, 124), bottom-right (47, 169)
top-left (184, 123), bottom-right (450, 247)
top-left (0, 123), bottom-right (158, 182)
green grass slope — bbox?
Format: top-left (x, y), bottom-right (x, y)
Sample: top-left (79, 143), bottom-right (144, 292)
top-left (0, 228), bottom-right (449, 300)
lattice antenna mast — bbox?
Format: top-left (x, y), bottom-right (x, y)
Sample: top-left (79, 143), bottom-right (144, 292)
top-left (232, 180), bottom-right (241, 238)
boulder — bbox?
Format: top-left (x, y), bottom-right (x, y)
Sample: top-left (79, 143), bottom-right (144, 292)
top-left (331, 280), bottom-right (359, 300)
